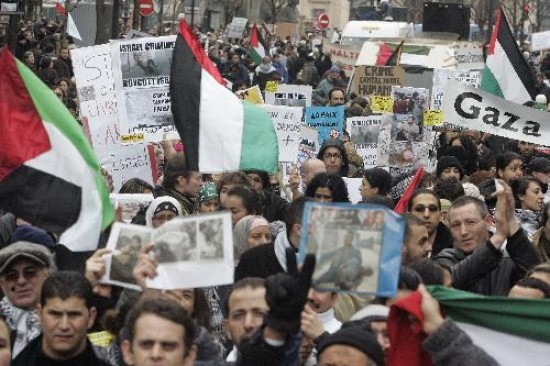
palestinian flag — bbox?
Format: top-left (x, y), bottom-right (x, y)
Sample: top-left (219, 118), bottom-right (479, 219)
top-left (376, 42), bottom-right (430, 66)
top-left (480, 9), bottom-right (537, 104)
top-left (170, 20), bottom-right (278, 174)
top-left (249, 23), bottom-right (266, 65)
top-left (0, 48), bottom-right (113, 251)
top-left (388, 286), bottom-right (550, 366)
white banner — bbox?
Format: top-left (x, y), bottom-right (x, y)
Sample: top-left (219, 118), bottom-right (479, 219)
top-left (441, 79), bottom-right (550, 144)
top-left (297, 125), bottom-right (320, 166)
top-left (71, 44), bottom-right (120, 161)
top-left (111, 36), bottom-right (177, 141)
top-left (265, 84), bottom-right (312, 107)
top-left (262, 105), bottom-right (303, 162)
top-left (531, 31), bottom-right (550, 52)
top-left (100, 143), bottom-right (155, 193)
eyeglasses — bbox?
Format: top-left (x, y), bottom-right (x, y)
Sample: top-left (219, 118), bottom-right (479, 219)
top-left (323, 153), bottom-right (342, 160)
top-left (1, 266), bottom-right (42, 282)
top-left (413, 205), bottom-right (439, 213)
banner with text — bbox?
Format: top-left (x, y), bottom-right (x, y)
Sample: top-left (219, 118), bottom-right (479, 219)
top-left (111, 36), bottom-right (176, 141)
top-left (322, 40), bottom-right (362, 77)
top-left (100, 143), bottom-right (155, 192)
top-left (431, 68), bottom-right (481, 111)
top-left (441, 79), bottom-right (550, 145)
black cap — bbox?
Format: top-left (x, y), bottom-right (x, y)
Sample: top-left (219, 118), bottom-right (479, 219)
top-left (318, 328), bottom-right (385, 366)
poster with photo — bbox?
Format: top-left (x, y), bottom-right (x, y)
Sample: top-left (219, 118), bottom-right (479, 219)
top-left (391, 86), bottom-right (430, 126)
top-left (102, 213), bottom-right (234, 290)
top-left (102, 223), bottom-right (152, 290)
top-left (110, 193), bottom-right (154, 223)
top-left (147, 213), bottom-right (234, 290)
top-left (348, 115), bottom-right (382, 169)
top-left (111, 36), bottom-right (177, 141)
top-left (264, 85), bottom-right (312, 107)
top-left (298, 202), bottom-right (404, 296)
top-left (376, 113), bottom-right (429, 169)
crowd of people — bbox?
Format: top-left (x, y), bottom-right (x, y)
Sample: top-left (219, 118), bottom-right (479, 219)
top-left (2, 13), bottom-right (550, 366)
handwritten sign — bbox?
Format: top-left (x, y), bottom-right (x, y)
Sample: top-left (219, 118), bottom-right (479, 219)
top-left (352, 66), bottom-right (405, 97)
top-left (423, 110), bottom-right (444, 126)
top-left (262, 105), bottom-right (302, 162)
top-left (371, 96), bottom-right (393, 113)
top-left (100, 143), bottom-right (155, 192)
top-left (121, 132), bottom-right (145, 143)
top-left (305, 106), bottom-right (345, 145)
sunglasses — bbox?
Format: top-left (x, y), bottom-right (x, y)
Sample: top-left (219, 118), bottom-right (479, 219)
top-left (1, 266), bottom-right (42, 282)
top-left (413, 205), bottom-right (439, 213)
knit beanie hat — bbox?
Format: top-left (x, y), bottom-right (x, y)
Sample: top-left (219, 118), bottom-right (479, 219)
top-left (363, 168), bottom-right (393, 195)
top-left (318, 328), bottom-right (385, 366)
top-left (198, 182), bottom-right (218, 203)
top-left (436, 156), bottom-right (464, 179)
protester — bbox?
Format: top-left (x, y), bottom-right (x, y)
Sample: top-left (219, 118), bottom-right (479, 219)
top-left (305, 172), bottom-right (350, 203)
top-left (233, 215), bottom-right (272, 262)
top-left (511, 176), bottom-right (544, 240)
top-left (197, 182), bottom-right (221, 214)
top-left (360, 168), bottom-right (393, 201)
top-left (244, 170), bottom-right (288, 222)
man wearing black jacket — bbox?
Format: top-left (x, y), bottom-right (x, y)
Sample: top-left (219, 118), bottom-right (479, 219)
top-left (433, 181), bottom-right (540, 296)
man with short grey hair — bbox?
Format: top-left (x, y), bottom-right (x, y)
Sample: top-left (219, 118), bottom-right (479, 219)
top-left (0, 241), bottom-right (54, 358)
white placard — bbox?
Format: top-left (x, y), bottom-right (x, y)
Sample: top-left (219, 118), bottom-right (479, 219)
top-left (110, 36), bottom-right (177, 141)
top-left (227, 17), bottom-right (248, 38)
top-left (262, 105), bottom-right (303, 162)
top-left (348, 115), bottom-right (382, 169)
top-left (100, 143), bottom-right (155, 193)
top-left (265, 84), bottom-right (312, 107)
top-left (531, 31), bottom-right (550, 52)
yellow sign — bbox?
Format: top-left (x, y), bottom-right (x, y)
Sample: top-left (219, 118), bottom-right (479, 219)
top-left (370, 96), bottom-right (393, 113)
top-left (240, 86), bottom-right (264, 104)
top-left (120, 132), bottom-right (145, 143)
top-left (265, 81), bottom-right (279, 93)
top-left (423, 110), bottom-right (444, 126)
top-left (88, 331), bottom-right (114, 347)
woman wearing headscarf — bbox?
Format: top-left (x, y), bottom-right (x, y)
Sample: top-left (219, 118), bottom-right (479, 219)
top-left (233, 215), bottom-right (272, 264)
top-left (145, 196), bottom-right (183, 228)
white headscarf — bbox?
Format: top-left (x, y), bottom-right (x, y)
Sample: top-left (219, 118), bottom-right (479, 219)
top-left (145, 196), bottom-right (183, 227)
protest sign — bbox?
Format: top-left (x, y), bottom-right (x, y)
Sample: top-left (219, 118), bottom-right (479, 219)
top-left (441, 79), bottom-right (550, 145)
top-left (423, 110), bottom-right (444, 126)
top-left (120, 132), bottom-right (145, 144)
top-left (450, 42), bottom-right (485, 70)
top-left (371, 96), bottom-right (393, 113)
top-left (322, 40), bottom-right (361, 77)
top-left (348, 115), bottom-right (382, 169)
top-left (352, 65), bottom-right (405, 97)
top-left (376, 113), bottom-right (429, 168)
top-left (103, 213), bottom-right (234, 290)
top-left (305, 106), bottom-right (345, 145)
top-left (298, 202), bottom-right (404, 296)
top-left (100, 143), bottom-right (155, 192)
top-left (265, 84), bottom-right (312, 107)
top-left (297, 125), bottom-right (320, 166)
top-left (531, 31), bottom-right (550, 52)
top-left (431, 68), bottom-right (481, 110)
top-left (72, 44), bottom-right (120, 160)
top-left (109, 193), bottom-right (154, 223)
top-left (237, 85), bottom-right (264, 104)
top-left (227, 17), bottom-right (247, 38)
top-left (262, 105), bottom-right (302, 162)
top-left (111, 36), bottom-right (176, 141)
top-left (265, 80), bottom-right (278, 92)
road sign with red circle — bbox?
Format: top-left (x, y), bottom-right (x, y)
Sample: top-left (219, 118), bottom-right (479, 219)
top-left (318, 13), bottom-right (330, 29)
top-left (140, 0), bottom-right (154, 17)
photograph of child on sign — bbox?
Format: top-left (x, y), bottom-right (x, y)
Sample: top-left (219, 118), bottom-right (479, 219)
top-left (198, 219), bottom-right (224, 260)
top-left (108, 226), bottom-right (152, 286)
top-left (312, 217), bottom-right (382, 292)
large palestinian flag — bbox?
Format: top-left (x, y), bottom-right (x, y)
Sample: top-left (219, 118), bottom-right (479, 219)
top-left (0, 47), bottom-right (113, 251)
top-left (170, 20), bottom-right (278, 174)
top-left (388, 286), bottom-right (550, 365)
top-left (480, 9), bottom-right (537, 104)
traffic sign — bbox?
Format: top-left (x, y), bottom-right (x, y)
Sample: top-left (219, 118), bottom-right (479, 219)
top-left (140, 0), bottom-right (154, 17)
top-left (318, 12), bottom-right (329, 29)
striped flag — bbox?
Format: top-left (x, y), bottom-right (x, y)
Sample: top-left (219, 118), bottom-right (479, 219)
top-left (480, 9), bottom-right (537, 104)
top-left (249, 23), bottom-right (266, 65)
top-left (388, 286), bottom-right (550, 365)
top-left (170, 21), bottom-right (278, 174)
top-left (376, 42), bottom-right (430, 66)
top-left (0, 47), bottom-right (114, 251)
top-left (55, 0), bottom-right (65, 13)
